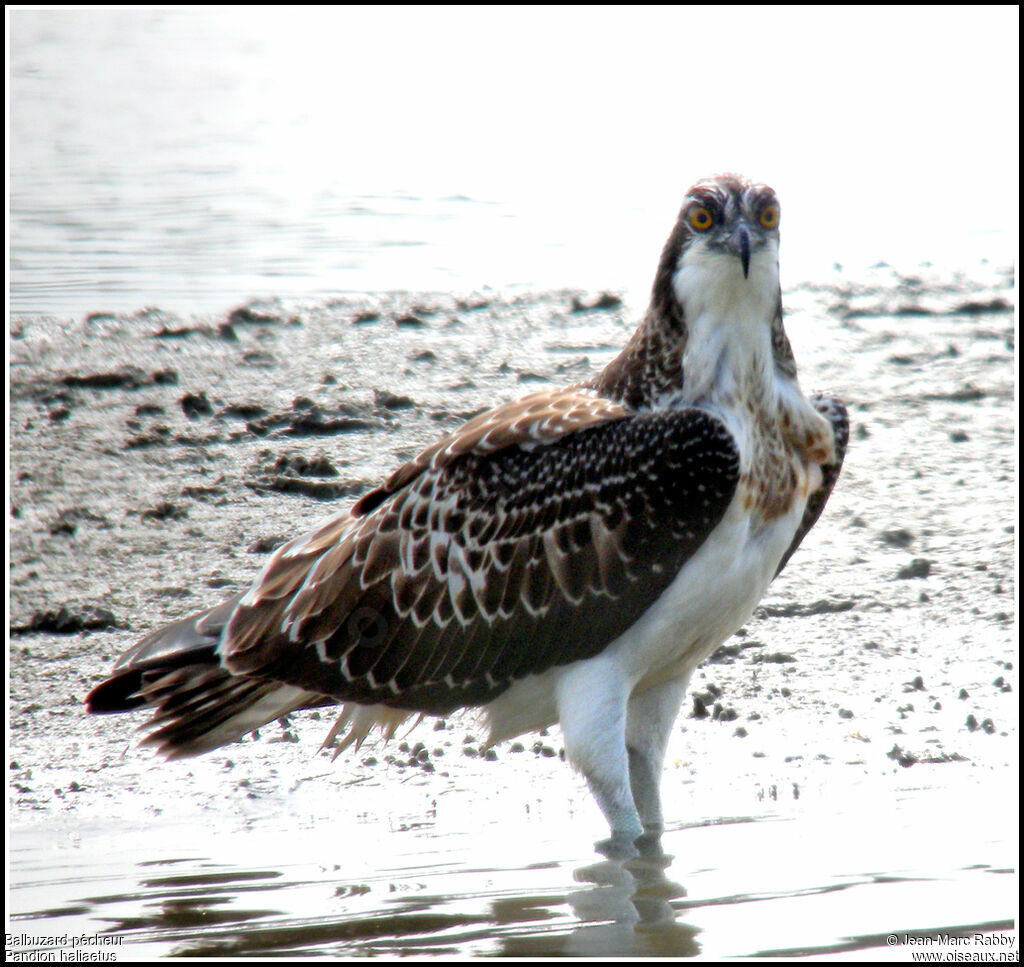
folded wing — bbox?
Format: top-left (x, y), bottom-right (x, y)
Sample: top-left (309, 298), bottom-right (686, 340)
top-left (774, 393), bottom-right (849, 578)
top-left (88, 390), bottom-right (742, 755)
top-left (224, 398), bottom-right (742, 714)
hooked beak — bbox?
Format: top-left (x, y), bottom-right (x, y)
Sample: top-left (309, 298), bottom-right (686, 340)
top-left (727, 222), bottom-right (752, 278)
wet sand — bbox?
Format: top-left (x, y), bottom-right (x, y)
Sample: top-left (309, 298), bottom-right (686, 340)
top-left (7, 265), bottom-right (1017, 957)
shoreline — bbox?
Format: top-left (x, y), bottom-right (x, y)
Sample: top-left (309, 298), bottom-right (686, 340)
top-left (8, 269), bottom-right (1015, 951)
top-left (8, 271), bottom-right (1015, 868)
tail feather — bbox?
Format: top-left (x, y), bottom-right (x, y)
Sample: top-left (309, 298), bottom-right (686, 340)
top-left (137, 666), bottom-right (247, 723)
top-left (86, 597), bottom-right (241, 714)
top-left (88, 611), bottom-right (450, 760)
top-left (85, 651), bottom-right (220, 714)
top-left (141, 679), bottom-right (306, 759)
top-left (85, 597), bottom-right (327, 757)
top-left (130, 665), bottom-right (323, 758)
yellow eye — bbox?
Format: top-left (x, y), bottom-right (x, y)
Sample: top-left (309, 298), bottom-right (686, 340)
top-left (759, 204), bottom-right (780, 230)
top-left (689, 207), bottom-right (714, 232)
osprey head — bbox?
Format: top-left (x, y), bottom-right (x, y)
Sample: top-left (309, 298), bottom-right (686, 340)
top-left (651, 174), bottom-right (781, 330)
top-left (679, 174), bottom-right (780, 280)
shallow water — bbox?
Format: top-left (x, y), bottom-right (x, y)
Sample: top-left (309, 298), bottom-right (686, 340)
top-left (9, 9), bottom-right (1017, 318)
top-left (9, 773), bottom-right (1015, 959)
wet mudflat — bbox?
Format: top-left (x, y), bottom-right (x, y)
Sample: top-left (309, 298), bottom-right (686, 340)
top-left (8, 265), bottom-right (1016, 958)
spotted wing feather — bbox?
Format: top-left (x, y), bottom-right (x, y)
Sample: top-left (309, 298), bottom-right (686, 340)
top-left (351, 388), bottom-right (629, 516)
top-left (223, 406), bottom-right (741, 715)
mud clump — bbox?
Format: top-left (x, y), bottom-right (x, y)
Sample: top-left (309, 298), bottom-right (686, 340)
top-left (12, 604), bottom-right (123, 636)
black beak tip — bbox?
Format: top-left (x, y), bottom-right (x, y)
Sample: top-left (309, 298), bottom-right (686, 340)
top-left (737, 226), bottom-right (751, 279)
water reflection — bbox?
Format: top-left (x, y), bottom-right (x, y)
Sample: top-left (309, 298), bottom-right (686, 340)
top-left (14, 839), bottom-right (1014, 960)
top-left (8, 783), bottom-right (1016, 959)
top-left (11, 836), bottom-right (698, 957)
top-left (21, 843), bottom-right (1011, 959)
top-left (553, 852), bottom-right (699, 959)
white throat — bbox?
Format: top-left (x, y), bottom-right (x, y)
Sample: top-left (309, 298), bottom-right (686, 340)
top-left (672, 239), bottom-right (781, 409)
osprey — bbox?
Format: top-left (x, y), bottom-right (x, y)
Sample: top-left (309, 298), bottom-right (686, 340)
top-left (87, 174), bottom-right (848, 858)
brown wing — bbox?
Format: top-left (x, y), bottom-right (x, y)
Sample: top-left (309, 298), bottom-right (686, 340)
top-left (774, 392), bottom-right (849, 578)
top-left (351, 387), bottom-right (630, 516)
top-left (222, 400), bottom-right (741, 715)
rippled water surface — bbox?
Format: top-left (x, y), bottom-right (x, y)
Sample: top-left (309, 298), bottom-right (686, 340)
top-left (9, 776), bottom-right (1014, 959)
top-left (9, 8), bottom-right (1016, 318)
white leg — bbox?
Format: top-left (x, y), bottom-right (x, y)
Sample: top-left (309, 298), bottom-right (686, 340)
top-left (625, 677), bottom-right (686, 838)
top-left (555, 658), bottom-right (643, 857)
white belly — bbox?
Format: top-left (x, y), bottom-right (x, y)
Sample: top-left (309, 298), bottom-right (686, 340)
top-left (608, 495), bottom-right (802, 687)
top-left (483, 491), bottom-right (806, 744)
